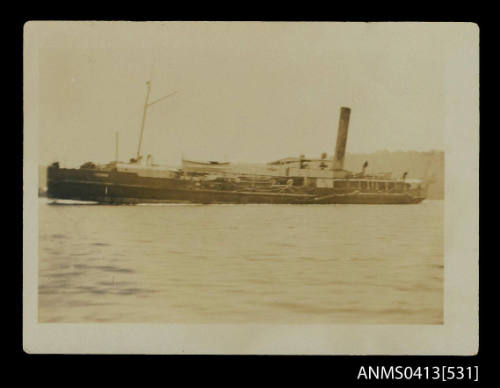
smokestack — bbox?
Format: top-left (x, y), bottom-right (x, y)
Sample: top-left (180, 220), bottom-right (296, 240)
top-left (332, 107), bottom-right (351, 170)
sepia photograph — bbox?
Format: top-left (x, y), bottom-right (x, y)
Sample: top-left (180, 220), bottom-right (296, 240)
top-left (23, 21), bottom-right (478, 354)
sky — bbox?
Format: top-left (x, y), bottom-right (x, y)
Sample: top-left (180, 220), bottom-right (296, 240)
top-left (35, 22), bottom-right (449, 167)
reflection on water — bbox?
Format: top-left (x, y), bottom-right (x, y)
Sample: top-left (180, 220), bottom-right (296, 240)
top-left (38, 199), bottom-right (443, 324)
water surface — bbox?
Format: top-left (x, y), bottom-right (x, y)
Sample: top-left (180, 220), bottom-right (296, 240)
top-left (38, 199), bottom-right (443, 324)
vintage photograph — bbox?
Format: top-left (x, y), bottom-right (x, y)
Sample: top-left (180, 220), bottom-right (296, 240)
top-left (24, 21), bottom-right (478, 354)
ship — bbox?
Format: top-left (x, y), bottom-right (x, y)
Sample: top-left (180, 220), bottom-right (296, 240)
top-left (46, 82), bottom-right (429, 205)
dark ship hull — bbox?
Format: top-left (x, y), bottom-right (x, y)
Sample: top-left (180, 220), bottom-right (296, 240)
top-left (46, 102), bottom-right (429, 205)
top-left (47, 166), bottom-right (425, 205)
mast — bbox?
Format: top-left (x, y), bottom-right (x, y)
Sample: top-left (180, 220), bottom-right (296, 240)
top-left (136, 81), bottom-right (178, 160)
top-left (136, 81), bottom-right (152, 159)
top-left (115, 132), bottom-right (119, 162)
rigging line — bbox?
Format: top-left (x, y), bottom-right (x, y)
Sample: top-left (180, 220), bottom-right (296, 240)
top-left (147, 90), bottom-right (179, 107)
